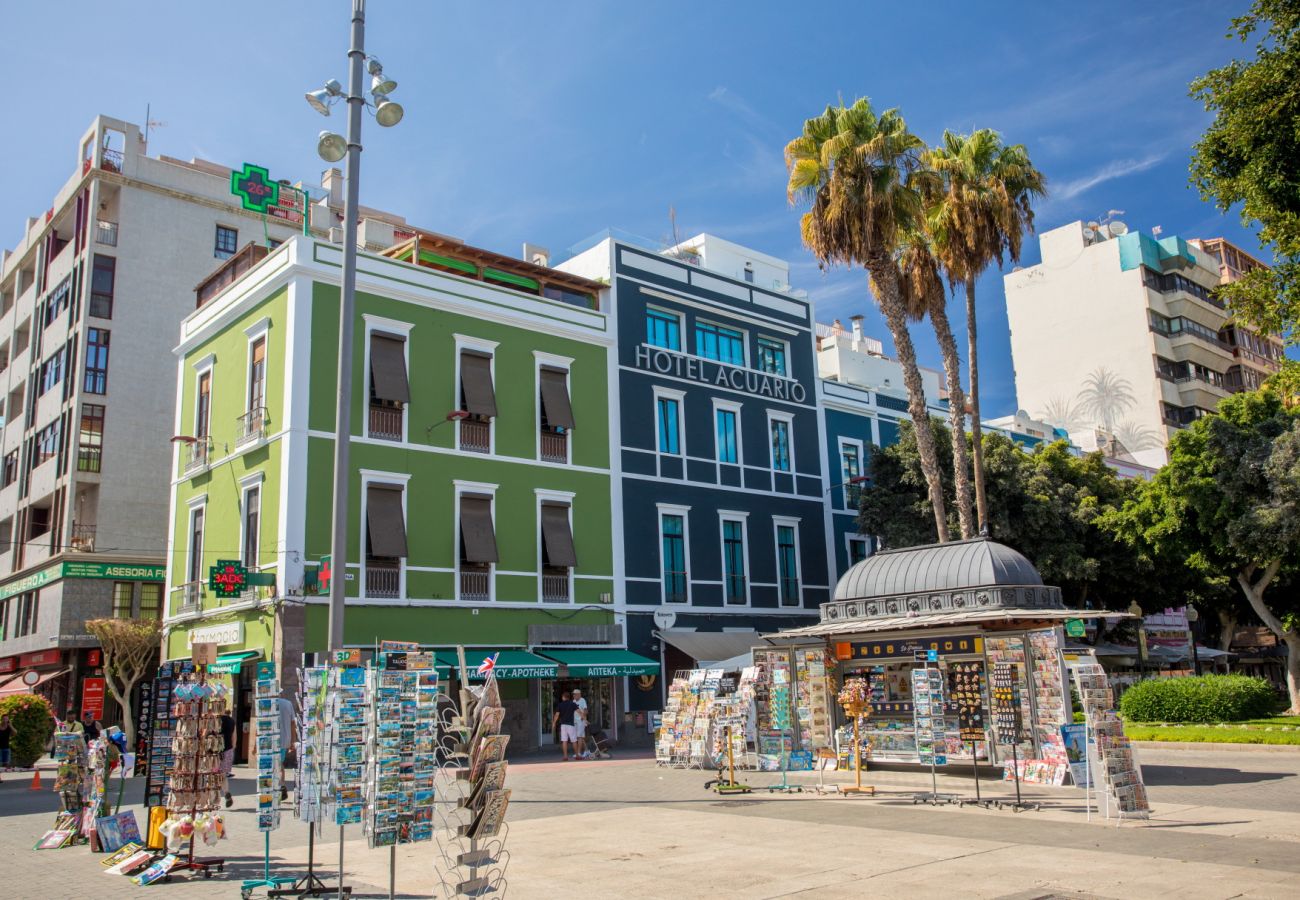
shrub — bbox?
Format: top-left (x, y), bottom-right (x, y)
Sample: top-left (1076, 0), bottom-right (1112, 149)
top-left (0, 693), bottom-right (56, 767)
top-left (1119, 674), bottom-right (1280, 724)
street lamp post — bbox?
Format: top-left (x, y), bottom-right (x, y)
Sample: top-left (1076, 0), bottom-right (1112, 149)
top-left (1186, 605), bottom-right (1201, 676)
top-left (1128, 600), bottom-right (1146, 680)
top-left (305, 0), bottom-right (405, 653)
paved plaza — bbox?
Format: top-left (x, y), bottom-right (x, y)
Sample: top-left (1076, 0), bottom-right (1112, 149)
top-left (2, 746), bottom-right (1298, 898)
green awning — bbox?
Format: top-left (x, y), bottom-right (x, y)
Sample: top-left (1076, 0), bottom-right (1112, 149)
top-left (538, 649), bottom-right (660, 678)
top-left (207, 650), bottom-right (261, 674)
top-left (434, 650), bottom-right (558, 680)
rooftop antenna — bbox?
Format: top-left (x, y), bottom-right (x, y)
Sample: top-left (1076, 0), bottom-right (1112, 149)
top-left (143, 103), bottom-right (167, 155)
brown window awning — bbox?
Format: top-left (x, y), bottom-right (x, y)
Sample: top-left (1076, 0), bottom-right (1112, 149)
top-left (541, 502), bottom-right (577, 568)
top-left (370, 334), bottom-right (410, 404)
top-left (460, 352), bottom-right (497, 417)
top-left (367, 484), bottom-right (408, 558)
top-left (460, 495), bottom-right (498, 563)
top-left (539, 367), bottom-right (575, 430)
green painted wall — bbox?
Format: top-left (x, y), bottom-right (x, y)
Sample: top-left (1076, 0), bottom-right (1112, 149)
top-left (303, 604), bottom-right (613, 650)
top-left (165, 608), bottom-right (275, 660)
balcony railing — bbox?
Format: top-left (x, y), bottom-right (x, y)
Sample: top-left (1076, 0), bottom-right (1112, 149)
top-left (78, 444), bottom-right (102, 473)
top-left (183, 436), bottom-right (212, 475)
top-left (176, 581), bottom-right (202, 611)
top-left (236, 407), bottom-right (268, 447)
top-left (368, 403), bottom-right (403, 440)
top-left (366, 559), bottom-right (400, 598)
top-left (1232, 345), bottom-right (1283, 371)
top-left (70, 524), bottom-right (96, 551)
top-left (95, 220), bottom-right (118, 247)
top-left (460, 563), bottom-right (490, 602)
top-left (459, 418), bottom-right (490, 453)
top-left (540, 429), bottom-right (567, 463)
top-left (541, 569), bottom-right (571, 603)
top-left (101, 149), bottom-right (123, 173)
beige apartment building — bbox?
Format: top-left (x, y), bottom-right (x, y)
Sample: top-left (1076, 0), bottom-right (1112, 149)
top-left (1004, 221), bottom-right (1284, 470)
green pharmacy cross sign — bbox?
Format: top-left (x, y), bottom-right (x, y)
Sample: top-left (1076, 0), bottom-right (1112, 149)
top-left (209, 560), bottom-right (249, 598)
top-left (230, 163), bottom-right (280, 214)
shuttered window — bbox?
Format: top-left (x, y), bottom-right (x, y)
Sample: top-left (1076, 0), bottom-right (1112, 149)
top-left (369, 334), bottom-right (410, 404)
top-left (366, 484), bottom-right (408, 558)
top-left (460, 352), bottom-right (497, 417)
top-left (539, 367), bottom-right (575, 429)
top-left (459, 495), bottom-right (499, 563)
top-left (541, 503), bottom-right (577, 568)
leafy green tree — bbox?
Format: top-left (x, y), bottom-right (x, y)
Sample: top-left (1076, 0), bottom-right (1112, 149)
top-left (1190, 0), bottom-right (1300, 346)
top-left (786, 99), bottom-right (951, 541)
top-left (85, 617), bottom-right (161, 746)
top-left (1104, 390), bottom-right (1300, 712)
top-left (0, 693), bottom-right (55, 768)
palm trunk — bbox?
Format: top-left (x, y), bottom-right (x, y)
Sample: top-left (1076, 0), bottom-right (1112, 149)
top-left (965, 277), bottom-right (989, 536)
top-left (869, 266), bottom-right (950, 542)
top-left (927, 296), bottom-right (975, 539)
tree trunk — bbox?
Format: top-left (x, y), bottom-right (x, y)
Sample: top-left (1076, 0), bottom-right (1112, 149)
top-left (103, 669), bottom-right (137, 747)
top-left (1235, 560), bottom-right (1298, 714)
top-left (1216, 609), bottom-right (1237, 652)
top-left (927, 296), bottom-right (975, 539)
top-left (965, 277), bottom-right (989, 535)
top-left (868, 265), bottom-right (950, 542)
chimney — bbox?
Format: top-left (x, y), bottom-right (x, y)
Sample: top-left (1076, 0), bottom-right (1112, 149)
top-left (850, 314), bottom-right (864, 350)
top-left (321, 168), bottom-right (344, 208)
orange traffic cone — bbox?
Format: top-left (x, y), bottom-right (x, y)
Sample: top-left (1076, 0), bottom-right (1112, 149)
top-left (28, 768), bottom-right (42, 790)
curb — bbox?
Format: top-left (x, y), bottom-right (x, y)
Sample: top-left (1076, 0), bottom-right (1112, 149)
top-left (1133, 740), bottom-right (1300, 753)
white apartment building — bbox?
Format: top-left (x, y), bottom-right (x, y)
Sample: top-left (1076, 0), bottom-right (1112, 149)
top-left (1004, 221), bottom-right (1284, 470)
top-left (0, 115), bottom-right (416, 714)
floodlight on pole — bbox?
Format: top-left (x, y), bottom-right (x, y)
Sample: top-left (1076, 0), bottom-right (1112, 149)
top-left (370, 71), bottom-right (397, 97)
top-left (305, 79), bottom-right (343, 116)
top-left (316, 131), bottom-right (347, 163)
top-left (373, 97), bottom-right (404, 127)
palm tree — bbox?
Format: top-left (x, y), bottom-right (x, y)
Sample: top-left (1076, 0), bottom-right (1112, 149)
top-left (897, 231), bottom-right (975, 538)
top-left (926, 130), bottom-right (1046, 536)
top-left (786, 99), bottom-right (951, 542)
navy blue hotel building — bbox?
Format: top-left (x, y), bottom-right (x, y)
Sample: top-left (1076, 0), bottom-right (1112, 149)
top-left (603, 242), bottom-right (829, 708)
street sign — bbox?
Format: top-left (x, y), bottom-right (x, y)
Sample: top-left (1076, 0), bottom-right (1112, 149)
top-left (230, 162), bottom-right (279, 214)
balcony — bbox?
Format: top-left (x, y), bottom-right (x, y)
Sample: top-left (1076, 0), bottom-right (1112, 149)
top-left (70, 524), bottom-right (96, 552)
top-left (175, 582), bottom-right (202, 613)
top-left (365, 559), bottom-right (400, 598)
top-left (542, 569), bottom-right (571, 603)
top-left (459, 418), bottom-right (490, 453)
top-left (236, 407), bottom-right (268, 448)
top-left (94, 220), bottom-right (118, 247)
top-left (540, 429), bottom-right (567, 463)
top-left (1232, 344), bottom-right (1283, 372)
top-left (101, 149), bottom-right (124, 173)
top-left (196, 242), bottom-right (270, 308)
top-left (77, 444), bottom-right (102, 473)
top-left (459, 563), bottom-right (490, 602)
top-left (183, 436), bottom-right (212, 476)
top-left (368, 403), bottom-right (402, 441)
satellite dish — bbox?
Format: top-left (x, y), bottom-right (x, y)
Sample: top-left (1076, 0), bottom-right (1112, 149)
top-left (1082, 227), bottom-right (1098, 243)
top-left (1107, 220), bottom-right (1128, 237)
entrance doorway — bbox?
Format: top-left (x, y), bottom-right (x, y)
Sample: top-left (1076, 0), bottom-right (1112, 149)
top-left (539, 678), bottom-right (614, 746)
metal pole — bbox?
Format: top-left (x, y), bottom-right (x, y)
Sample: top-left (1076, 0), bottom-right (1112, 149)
top-left (971, 740), bottom-right (980, 802)
top-left (327, 0), bottom-right (367, 654)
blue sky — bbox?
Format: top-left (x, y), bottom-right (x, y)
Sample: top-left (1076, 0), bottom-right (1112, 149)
top-left (0, 1), bottom-right (1274, 416)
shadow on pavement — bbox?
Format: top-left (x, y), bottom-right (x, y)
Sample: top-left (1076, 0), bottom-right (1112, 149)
top-left (1142, 764), bottom-right (1291, 787)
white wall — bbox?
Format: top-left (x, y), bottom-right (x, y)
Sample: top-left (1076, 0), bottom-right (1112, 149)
top-left (817, 333), bottom-right (943, 402)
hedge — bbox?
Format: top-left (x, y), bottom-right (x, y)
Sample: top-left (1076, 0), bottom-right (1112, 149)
top-left (1119, 674), bottom-right (1279, 724)
top-left (0, 693), bottom-right (55, 767)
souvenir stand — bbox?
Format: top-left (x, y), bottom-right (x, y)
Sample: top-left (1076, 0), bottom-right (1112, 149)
top-left (240, 661), bottom-right (294, 898)
top-left (37, 729), bottom-right (90, 849)
top-left (1071, 661), bottom-right (1149, 822)
top-left (656, 665), bottom-right (760, 770)
top-left (835, 677), bottom-right (873, 795)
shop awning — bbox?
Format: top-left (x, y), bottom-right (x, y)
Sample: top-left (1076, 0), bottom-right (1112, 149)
top-left (435, 649), bottom-right (557, 680)
top-left (370, 333), bottom-right (411, 404)
top-left (460, 352), bottom-right (498, 417)
top-left (207, 650), bottom-right (261, 675)
top-left (0, 667), bottom-right (69, 697)
top-left (658, 629), bottom-right (762, 666)
top-left (538, 649), bottom-right (660, 677)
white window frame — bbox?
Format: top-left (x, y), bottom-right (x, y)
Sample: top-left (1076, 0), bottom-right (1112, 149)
top-left (656, 502), bottom-right (692, 605)
top-left (360, 469), bottom-right (412, 602)
top-left (711, 398), bottom-right (743, 467)
top-left (453, 334), bottom-right (500, 456)
top-left (645, 305), bottom-right (684, 351)
top-left (839, 437), bottom-right (865, 510)
top-left (453, 479), bottom-right (499, 603)
top-left (756, 334), bottom-right (790, 377)
top-left (694, 318), bottom-right (749, 367)
top-left (773, 515), bottom-right (802, 608)
top-left (185, 494), bottom-right (207, 594)
top-left (191, 353), bottom-right (216, 440)
top-left (718, 510), bottom-right (751, 608)
top-left (239, 471), bottom-right (266, 572)
top-left (653, 386), bottom-right (686, 457)
top-left (244, 316), bottom-right (271, 417)
top-left (533, 351), bottom-right (575, 465)
top-left (364, 314), bottom-right (415, 443)
top-left (767, 410), bottom-right (795, 473)
top-left (535, 488), bottom-right (577, 604)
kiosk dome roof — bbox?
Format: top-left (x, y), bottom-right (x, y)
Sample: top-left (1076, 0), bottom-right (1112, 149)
top-left (834, 538), bottom-right (1043, 601)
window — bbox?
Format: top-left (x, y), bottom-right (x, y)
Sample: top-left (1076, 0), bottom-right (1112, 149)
top-left (34, 421), bottom-right (61, 467)
top-left (15, 592), bottom-right (39, 638)
top-left (248, 336), bottom-right (266, 412)
top-left (368, 332), bottom-right (410, 441)
top-left (756, 337), bottom-right (787, 376)
top-left (187, 506), bottom-right (205, 584)
top-left (84, 328), bottom-right (110, 394)
top-left (661, 514), bottom-right (687, 604)
top-left (78, 403), bottom-right (104, 472)
top-left (215, 225), bottom-right (238, 260)
top-left (840, 442), bottom-right (863, 507)
top-left (538, 365), bottom-right (575, 463)
top-left (656, 395), bottom-right (681, 454)
top-left (770, 416), bottom-right (792, 471)
top-left (139, 583), bottom-right (161, 620)
top-left (848, 537), bottom-right (869, 566)
top-left (695, 322), bottom-right (745, 365)
top-left (722, 518), bottom-right (747, 605)
top-left (195, 371), bottom-right (211, 438)
top-left (112, 582), bottom-right (133, 618)
top-left (90, 255), bottom-right (115, 319)
top-left (38, 349), bottom-right (63, 396)
top-left (777, 524), bottom-right (800, 606)
top-left (540, 501), bottom-right (577, 603)
top-left (43, 277), bottom-right (71, 327)
top-left (458, 351), bottom-right (496, 453)
top-left (2, 451), bottom-right (17, 487)
top-left (743, 263), bottom-right (754, 284)
top-left (0, 597), bottom-right (7, 641)
top-left (645, 308), bottom-right (681, 350)
top-left (457, 493), bottom-right (497, 602)
top-left (715, 407), bottom-right (738, 464)
top-left (242, 486), bottom-right (261, 569)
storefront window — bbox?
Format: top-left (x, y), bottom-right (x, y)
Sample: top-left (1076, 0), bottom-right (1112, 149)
top-left (111, 582), bottom-right (133, 617)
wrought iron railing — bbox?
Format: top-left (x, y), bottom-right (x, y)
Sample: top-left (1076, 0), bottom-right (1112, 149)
top-left (183, 436), bottom-right (212, 475)
top-left (540, 429), bottom-right (567, 462)
top-left (176, 581), bottom-right (202, 611)
top-left (541, 570), bottom-right (570, 603)
top-left (368, 403), bottom-right (402, 440)
top-left (459, 418), bottom-right (490, 453)
top-left (70, 524), bottom-right (96, 551)
top-left (366, 559), bottom-right (400, 598)
top-left (95, 220), bottom-right (118, 246)
top-left (236, 407), bottom-right (268, 447)
top-left (460, 564), bottom-right (490, 602)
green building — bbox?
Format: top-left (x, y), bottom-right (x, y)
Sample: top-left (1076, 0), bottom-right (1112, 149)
top-left (165, 233), bottom-right (646, 751)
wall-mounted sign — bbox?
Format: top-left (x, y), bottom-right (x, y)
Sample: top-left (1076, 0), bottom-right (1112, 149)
top-left (0, 657), bottom-right (14, 673)
top-left (81, 676), bottom-right (106, 719)
top-left (318, 556), bottom-right (332, 592)
top-left (0, 561), bottom-right (167, 602)
top-left (652, 607), bottom-right (677, 631)
top-left (209, 560), bottom-right (249, 598)
top-left (19, 649), bottom-right (61, 668)
top-left (633, 345), bottom-right (808, 403)
top-left (230, 163), bottom-right (280, 214)
top-left (1065, 618), bottom-right (1086, 638)
top-left (836, 634), bottom-right (983, 662)
top-left (186, 622), bottom-right (244, 647)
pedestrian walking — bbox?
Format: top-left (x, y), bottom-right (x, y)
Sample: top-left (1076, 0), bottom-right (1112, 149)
top-left (551, 691), bottom-right (580, 761)
top-left (572, 688), bottom-right (591, 760)
top-left (0, 714), bottom-right (15, 774)
top-left (81, 710), bottom-right (103, 743)
top-left (62, 708), bottom-right (84, 735)
top-left (276, 695), bottom-right (295, 802)
top-left (220, 712), bottom-right (236, 807)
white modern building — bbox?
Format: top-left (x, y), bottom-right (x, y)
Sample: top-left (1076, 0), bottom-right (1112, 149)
top-left (1004, 221), bottom-right (1284, 469)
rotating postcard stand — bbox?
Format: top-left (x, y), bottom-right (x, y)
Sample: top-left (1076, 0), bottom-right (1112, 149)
top-left (990, 662), bottom-right (1040, 813)
top-left (160, 659), bottom-right (227, 881)
top-left (836, 677), bottom-right (875, 797)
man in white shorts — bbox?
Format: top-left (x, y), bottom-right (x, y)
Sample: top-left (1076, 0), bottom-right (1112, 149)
top-left (572, 689), bottom-right (591, 759)
top-left (551, 691), bottom-right (581, 761)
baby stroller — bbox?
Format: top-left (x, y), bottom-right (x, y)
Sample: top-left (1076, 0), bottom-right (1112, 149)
top-left (583, 729), bottom-right (613, 759)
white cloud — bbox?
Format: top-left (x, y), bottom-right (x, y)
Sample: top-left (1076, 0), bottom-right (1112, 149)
top-left (1053, 153), bottom-right (1167, 201)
